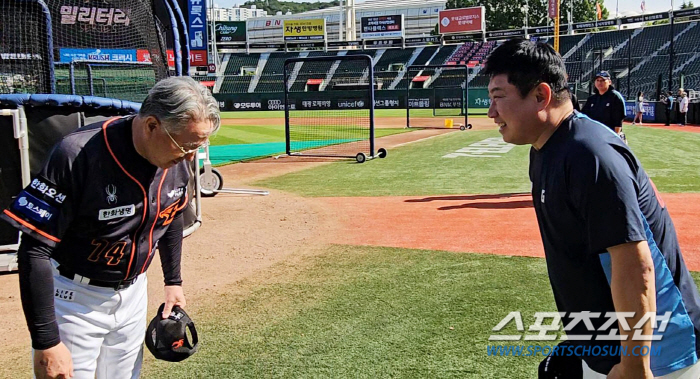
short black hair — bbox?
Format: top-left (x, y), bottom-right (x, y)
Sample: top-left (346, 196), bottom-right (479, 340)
top-left (483, 39), bottom-right (569, 99)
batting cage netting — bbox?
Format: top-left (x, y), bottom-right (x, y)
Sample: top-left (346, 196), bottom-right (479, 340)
top-left (0, 0), bottom-right (170, 101)
top-left (283, 54), bottom-right (386, 163)
top-left (406, 64), bottom-right (472, 130)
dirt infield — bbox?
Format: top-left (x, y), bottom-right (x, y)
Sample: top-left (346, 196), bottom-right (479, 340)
top-left (319, 193), bottom-right (700, 270)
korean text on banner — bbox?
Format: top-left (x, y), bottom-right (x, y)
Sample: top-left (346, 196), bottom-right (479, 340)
top-left (438, 7), bottom-right (485, 34)
top-left (283, 19), bottom-right (325, 41)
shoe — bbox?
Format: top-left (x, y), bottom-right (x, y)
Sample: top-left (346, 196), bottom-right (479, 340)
top-left (631, 123), bottom-right (636, 126)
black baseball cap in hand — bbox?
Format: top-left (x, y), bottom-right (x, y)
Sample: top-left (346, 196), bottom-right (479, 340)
top-left (145, 303), bottom-right (199, 362)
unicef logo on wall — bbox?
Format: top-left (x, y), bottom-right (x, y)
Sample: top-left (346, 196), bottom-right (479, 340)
top-left (441, 17), bottom-right (450, 27)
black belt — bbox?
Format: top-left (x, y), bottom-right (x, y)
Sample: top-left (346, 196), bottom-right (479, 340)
top-left (57, 265), bottom-right (137, 291)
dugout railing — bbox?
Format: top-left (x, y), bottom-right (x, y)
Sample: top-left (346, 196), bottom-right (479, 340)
top-left (283, 54), bottom-right (386, 163)
top-left (406, 64), bottom-right (472, 130)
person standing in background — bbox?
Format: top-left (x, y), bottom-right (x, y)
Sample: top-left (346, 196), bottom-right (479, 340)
top-left (679, 90), bottom-right (689, 126)
top-left (663, 91), bottom-right (675, 126)
top-left (581, 71), bottom-right (627, 142)
top-left (632, 91), bottom-right (644, 125)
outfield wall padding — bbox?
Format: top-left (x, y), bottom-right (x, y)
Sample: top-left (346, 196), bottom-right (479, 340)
top-left (214, 89), bottom-right (493, 112)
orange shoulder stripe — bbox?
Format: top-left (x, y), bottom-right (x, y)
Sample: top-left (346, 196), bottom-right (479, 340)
top-left (2, 209), bottom-right (61, 243)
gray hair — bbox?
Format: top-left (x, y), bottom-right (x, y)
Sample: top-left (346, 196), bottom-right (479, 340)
top-left (139, 76), bottom-right (220, 135)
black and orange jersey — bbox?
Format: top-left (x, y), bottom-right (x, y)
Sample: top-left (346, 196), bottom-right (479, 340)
top-left (1, 116), bottom-right (189, 282)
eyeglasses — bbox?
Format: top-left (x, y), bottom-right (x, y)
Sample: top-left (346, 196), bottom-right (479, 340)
top-left (162, 125), bottom-right (208, 156)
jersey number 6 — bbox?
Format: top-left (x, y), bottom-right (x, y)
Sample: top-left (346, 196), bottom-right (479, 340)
top-left (88, 239), bottom-right (127, 266)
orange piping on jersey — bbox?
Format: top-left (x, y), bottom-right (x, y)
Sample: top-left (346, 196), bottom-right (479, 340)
top-left (101, 118), bottom-right (149, 281)
top-left (2, 210), bottom-right (61, 243)
top-left (141, 169), bottom-right (168, 274)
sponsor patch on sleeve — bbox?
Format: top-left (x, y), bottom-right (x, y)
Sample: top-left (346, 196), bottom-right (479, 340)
top-left (10, 192), bottom-right (58, 225)
top-left (28, 177), bottom-right (68, 206)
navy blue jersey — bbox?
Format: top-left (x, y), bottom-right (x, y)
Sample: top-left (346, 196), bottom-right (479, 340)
top-left (1, 116), bottom-right (190, 282)
top-left (581, 88), bottom-right (626, 130)
top-left (529, 112), bottom-right (700, 375)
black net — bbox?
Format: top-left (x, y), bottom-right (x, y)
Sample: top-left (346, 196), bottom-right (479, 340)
top-left (1, 0), bottom-right (169, 99)
top-left (406, 65), bottom-right (468, 129)
top-left (0, 0), bottom-right (54, 94)
top-left (55, 62), bottom-right (157, 102)
top-left (285, 54), bottom-right (374, 159)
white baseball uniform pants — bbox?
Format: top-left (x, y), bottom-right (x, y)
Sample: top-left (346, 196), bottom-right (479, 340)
top-left (33, 261), bottom-right (148, 379)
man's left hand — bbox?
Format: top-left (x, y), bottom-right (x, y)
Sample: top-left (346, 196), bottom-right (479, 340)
top-left (162, 285), bottom-right (186, 319)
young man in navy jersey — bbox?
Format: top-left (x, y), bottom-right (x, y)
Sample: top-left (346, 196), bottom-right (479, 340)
top-left (483, 39), bottom-right (700, 378)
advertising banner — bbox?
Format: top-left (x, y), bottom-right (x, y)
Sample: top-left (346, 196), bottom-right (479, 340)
top-left (365, 38), bottom-right (403, 48)
top-left (675, 7), bottom-right (700, 18)
top-left (136, 49), bottom-right (174, 67)
top-left (187, 0), bottom-right (208, 65)
top-left (486, 29), bottom-right (526, 39)
top-left (283, 19), bottom-right (325, 41)
top-left (215, 21), bottom-right (247, 43)
top-left (572, 19), bottom-right (617, 30)
top-left (621, 11), bottom-right (668, 24)
top-left (59, 48), bottom-right (137, 62)
top-left (189, 50), bottom-right (207, 66)
top-left (548, 0), bottom-right (558, 19)
top-left (438, 7), bottom-right (485, 34)
top-left (55, 5), bottom-right (132, 48)
top-left (626, 101), bottom-right (656, 120)
top-left (360, 15), bottom-right (404, 39)
top-left (405, 36), bottom-right (441, 45)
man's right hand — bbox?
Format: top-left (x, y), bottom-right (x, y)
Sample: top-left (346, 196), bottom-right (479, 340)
top-left (34, 342), bottom-right (74, 379)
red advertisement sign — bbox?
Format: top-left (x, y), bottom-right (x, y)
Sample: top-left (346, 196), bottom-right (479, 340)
top-left (438, 7), bottom-right (484, 34)
top-left (137, 49), bottom-right (176, 67)
top-left (548, 0), bottom-right (559, 19)
top-left (189, 50), bottom-right (208, 66)
top-left (136, 49), bottom-right (205, 67)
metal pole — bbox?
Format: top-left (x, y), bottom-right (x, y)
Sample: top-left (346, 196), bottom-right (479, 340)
top-left (368, 55), bottom-right (375, 156)
top-left (284, 61), bottom-right (291, 155)
top-left (87, 65), bottom-right (93, 96)
top-left (670, 5), bottom-right (675, 91)
top-left (464, 66), bottom-right (469, 128)
top-left (406, 67), bottom-right (410, 128)
top-left (627, 32), bottom-right (631, 97)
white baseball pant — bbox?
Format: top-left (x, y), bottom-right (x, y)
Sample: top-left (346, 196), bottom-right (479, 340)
top-left (32, 261), bottom-right (148, 379)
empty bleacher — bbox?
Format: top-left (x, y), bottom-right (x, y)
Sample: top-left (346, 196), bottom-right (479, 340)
top-left (289, 51), bottom-right (338, 92)
top-left (255, 52), bottom-right (299, 93)
top-left (373, 48), bottom-right (415, 88)
top-left (219, 53), bottom-right (259, 94)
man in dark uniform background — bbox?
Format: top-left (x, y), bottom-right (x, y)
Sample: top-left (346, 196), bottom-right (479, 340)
top-left (484, 39), bottom-right (700, 378)
top-left (581, 71), bottom-right (627, 142)
top-left (1, 76), bottom-right (220, 379)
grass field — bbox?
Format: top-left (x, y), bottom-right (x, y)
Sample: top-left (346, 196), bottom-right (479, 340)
top-left (254, 124), bottom-right (700, 196)
top-left (211, 124), bottom-right (410, 146)
top-left (148, 118), bottom-right (700, 378)
top-left (142, 246), bottom-right (700, 378)
top-left (219, 108), bottom-right (489, 120)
